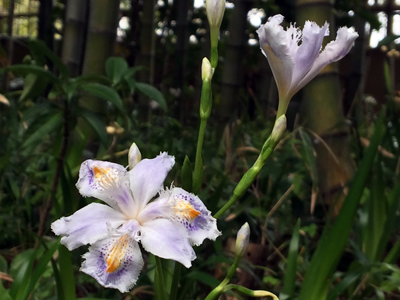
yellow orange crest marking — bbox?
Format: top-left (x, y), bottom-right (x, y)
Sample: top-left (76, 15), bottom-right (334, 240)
top-left (106, 234), bottom-right (129, 273)
top-left (93, 166), bottom-right (109, 178)
top-left (93, 166), bottom-right (114, 188)
top-left (174, 200), bottom-right (201, 220)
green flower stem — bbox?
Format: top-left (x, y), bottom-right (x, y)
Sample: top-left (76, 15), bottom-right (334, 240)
top-left (276, 96), bottom-right (289, 120)
top-left (211, 46), bottom-right (218, 69)
top-left (204, 256), bottom-right (241, 300)
top-left (193, 77), bottom-right (212, 193)
top-left (169, 262), bottom-right (182, 300)
top-left (214, 136), bottom-right (277, 219)
top-left (193, 119), bottom-right (208, 193)
top-left (155, 256), bottom-right (168, 300)
top-left (223, 284), bottom-right (279, 299)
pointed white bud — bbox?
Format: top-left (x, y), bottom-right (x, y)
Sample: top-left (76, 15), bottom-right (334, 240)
top-left (235, 223), bottom-right (250, 258)
top-left (271, 114), bottom-right (287, 143)
top-left (201, 57), bottom-right (213, 81)
top-left (205, 0), bottom-right (225, 30)
top-left (128, 143), bottom-right (141, 169)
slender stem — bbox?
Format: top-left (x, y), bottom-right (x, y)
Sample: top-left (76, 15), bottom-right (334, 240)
top-left (155, 256), bottom-right (168, 300)
top-left (192, 119), bottom-right (207, 192)
top-left (37, 99), bottom-right (70, 243)
top-left (210, 46), bottom-right (218, 69)
top-left (223, 284), bottom-right (279, 299)
top-left (204, 256), bottom-right (241, 300)
top-left (276, 96), bottom-right (289, 119)
top-left (214, 137), bottom-right (277, 219)
top-left (169, 262), bottom-right (182, 300)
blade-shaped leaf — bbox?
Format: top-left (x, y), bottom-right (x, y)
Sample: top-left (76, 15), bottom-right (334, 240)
top-left (79, 109), bottom-right (108, 146)
top-left (19, 73), bottom-right (49, 102)
top-left (181, 156), bottom-right (193, 192)
top-left (0, 284), bottom-right (12, 300)
top-left (29, 39), bottom-right (70, 78)
top-left (9, 249), bottom-right (35, 299)
top-left (58, 245), bottom-right (76, 300)
top-left (281, 219), bottom-right (301, 300)
top-left (22, 111), bottom-right (63, 150)
top-left (297, 111), bottom-right (386, 300)
top-left (135, 82), bottom-right (167, 112)
top-left (24, 240), bottom-right (60, 300)
top-left (80, 83), bottom-right (123, 112)
top-left (106, 57), bottom-right (128, 84)
top-left (3, 65), bottom-right (60, 85)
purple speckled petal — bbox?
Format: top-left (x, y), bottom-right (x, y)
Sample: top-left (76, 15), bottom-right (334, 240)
top-left (81, 235), bottom-right (143, 293)
top-left (51, 203), bottom-right (126, 250)
top-left (76, 160), bottom-right (136, 216)
top-left (140, 218), bottom-right (195, 268)
top-left (167, 188), bottom-right (221, 246)
top-left (129, 152), bottom-right (175, 210)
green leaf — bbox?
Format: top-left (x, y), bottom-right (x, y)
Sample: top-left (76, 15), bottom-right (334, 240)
top-left (19, 73), bottom-right (49, 102)
top-left (24, 240), bottom-right (60, 300)
top-left (299, 129), bottom-right (318, 185)
top-left (79, 109), bottom-right (108, 146)
top-left (80, 83), bottom-right (123, 112)
top-left (9, 249), bottom-right (36, 299)
top-left (0, 284), bottom-right (13, 300)
top-left (29, 39), bottom-right (70, 78)
top-left (22, 111), bottom-right (63, 149)
top-left (181, 156), bottom-right (193, 191)
top-left (187, 271), bottom-right (219, 288)
top-left (124, 66), bottom-right (143, 79)
top-left (364, 161), bottom-right (387, 261)
top-left (3, 65), bottom-right (60, 85)
top-left (326, 269), bottom-right (364, 300)
top-left (58, 245), bottom-right (76, 300)
top-left (377, 34), bottom-right (400, 47)
top-left (281, 219), bottom-right (301, 300)
top-left (135, 82), bottom-right (167, 112)
top-left (298, 111), bottom-right (386, 300)
top-left (51, 258), bottom-right (65, 300)
top-left (0, 254), bottom-right (8, 273)
top-left (72, 74), bottom-right (111, 87)
top-left (78, 298), bottom-right (111, 300)
top-left (106, 57), bottom-right (128, 84)
top-left (192, 156), bottom-right (203, 194)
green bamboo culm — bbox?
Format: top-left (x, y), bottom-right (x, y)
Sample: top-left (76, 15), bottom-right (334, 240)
top-left (296, 0), bottom-right (355, 215)
top-left (214, 115), bottom-right (287, 219)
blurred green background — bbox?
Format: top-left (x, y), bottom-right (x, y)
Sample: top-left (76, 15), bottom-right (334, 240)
top-left (0, 0), bottom-right (400, 299)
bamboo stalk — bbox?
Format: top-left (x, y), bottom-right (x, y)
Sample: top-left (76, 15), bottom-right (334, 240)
top-left (296, 0), bottom-right (355, 215)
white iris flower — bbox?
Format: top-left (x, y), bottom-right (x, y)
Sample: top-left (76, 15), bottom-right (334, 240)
top-left (257, 14), bottom-right (359, 117)
top-left (52, 143), bottom-right (220, 292)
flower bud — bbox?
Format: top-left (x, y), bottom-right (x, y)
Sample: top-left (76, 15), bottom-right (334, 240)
top-left (202, 57), bottom-right (213, 81)
top-left (271, 114), bottom-right (287, 143)
top-left (235, 223), bottom-right (250, 258)
top-left (128, 143), bottom-right (142, 169)
top-left (205, 0), bottom-right (225, 31)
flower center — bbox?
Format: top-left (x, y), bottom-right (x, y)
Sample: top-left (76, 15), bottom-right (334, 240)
top-left (93, 166), bottom-right (117, 189)
top-left (174, 200), bottom-right (201, 220)
top-left (105, 234), bottom-right (129, 273)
